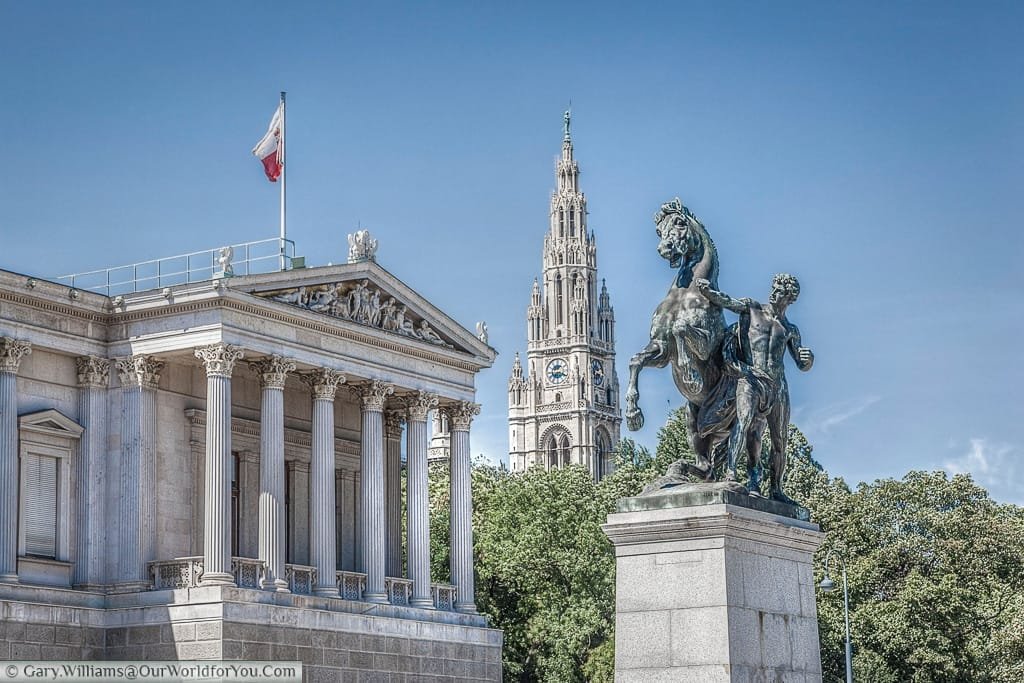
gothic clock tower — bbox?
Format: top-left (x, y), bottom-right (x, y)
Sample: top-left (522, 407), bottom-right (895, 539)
top-left (508, 112), bottom-right (621, 479)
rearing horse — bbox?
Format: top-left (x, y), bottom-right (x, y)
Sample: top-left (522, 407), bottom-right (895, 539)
top-left (624, 198), bottom-right (726, 470)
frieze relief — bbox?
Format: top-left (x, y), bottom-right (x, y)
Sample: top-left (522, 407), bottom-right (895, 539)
top-left (258, 279), bottom-right (453, 349)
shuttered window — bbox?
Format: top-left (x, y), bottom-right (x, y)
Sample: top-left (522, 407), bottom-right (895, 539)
top-left (22, 453), bottom-right (58, 558)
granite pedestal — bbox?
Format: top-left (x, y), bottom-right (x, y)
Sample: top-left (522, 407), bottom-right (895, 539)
top-left (603, 486), bottom-right (825, 683)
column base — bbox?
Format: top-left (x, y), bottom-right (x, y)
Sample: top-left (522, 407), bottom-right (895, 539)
top-left (0, 573), bottom-right (20, 584)
top-left (262, 578), bottom-right (291, 593)
top-left (313, 586), bottom-right (340, 598)
top-left (200, 572), bottom-right (236, 587)
top-left (72, 582), bottom-right (106, 593)
top-left (410, 597), bottom-right (434, 609)
top-left (108, 581), bottom-right (151, 594)
top-left (364, 592), bottom-right (389, 604)
top-left (455, 602), bottom-right (477, 614)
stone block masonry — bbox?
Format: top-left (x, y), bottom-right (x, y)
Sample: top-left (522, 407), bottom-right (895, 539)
top-left (1, 586), bottom-right (503, 682)
top-left (604, 489), bottom-right (825, 683)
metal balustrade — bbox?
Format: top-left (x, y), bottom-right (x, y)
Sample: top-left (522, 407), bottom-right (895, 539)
top-left (54, 237), bottom-right (296, 296)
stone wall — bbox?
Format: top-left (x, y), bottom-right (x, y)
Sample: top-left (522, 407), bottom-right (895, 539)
top-left (1, 586), bottom-right (504, 682)
top-left (0, 597), bottom-right (106, 661)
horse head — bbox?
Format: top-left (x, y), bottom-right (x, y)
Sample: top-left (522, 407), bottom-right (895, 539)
top-left (654, 198), bottom-right (712, 288)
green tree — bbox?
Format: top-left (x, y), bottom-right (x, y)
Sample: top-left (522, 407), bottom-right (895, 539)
top-left (426, 409), bottom-right (1024, 683)
top-left (813, 472), bottom-right (1024, 682)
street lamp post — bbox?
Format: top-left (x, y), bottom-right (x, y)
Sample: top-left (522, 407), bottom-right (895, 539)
top-left (819, 550), bottom-right (852, 683)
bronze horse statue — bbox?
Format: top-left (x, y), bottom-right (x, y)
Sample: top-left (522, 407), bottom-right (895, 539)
top-left (624, 199), bottom-right (726, 474)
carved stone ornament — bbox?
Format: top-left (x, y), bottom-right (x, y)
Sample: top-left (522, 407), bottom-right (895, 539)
top-left (302, 368), bottom-right (347, 401)
top-left (405, 391), bottom-right (439, 422)
top-left (0, 338), bottom-right (32, 374)
top-left (115, 355), bottom-right (164, 390)
top-left (446, 401), bottom-right (481, 431)
top-left (384, 410), bottom-right (406, 438)
top-left (76, 356), bottom-right (110, 388)
top-left (194, 344), bottom-right (245, 378)
top-left (347, 229), bottom-right (379, 263)
top-left (258, 279), bottom-right (454, 349)
top-left (357, 380), bottom-right (395, 411)
top-left (248, 355), bottom-right (297, 390)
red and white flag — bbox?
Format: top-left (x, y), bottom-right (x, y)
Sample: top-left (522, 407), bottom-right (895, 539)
top-left (252, 103), bottom-right (284, 182)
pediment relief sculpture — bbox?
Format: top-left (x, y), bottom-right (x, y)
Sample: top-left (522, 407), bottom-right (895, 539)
top-left (258, 279), bottom-right (454, 349)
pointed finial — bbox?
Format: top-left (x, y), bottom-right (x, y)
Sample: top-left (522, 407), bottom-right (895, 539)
top-left (564, 110), bottom-right (571, 141)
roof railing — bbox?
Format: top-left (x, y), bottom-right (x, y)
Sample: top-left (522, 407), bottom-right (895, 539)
top-left (53, 237), bottom-right (296, 296)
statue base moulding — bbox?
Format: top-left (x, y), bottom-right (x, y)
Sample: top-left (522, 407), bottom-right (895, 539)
top-left (602, 488), bottom-right (825, 682)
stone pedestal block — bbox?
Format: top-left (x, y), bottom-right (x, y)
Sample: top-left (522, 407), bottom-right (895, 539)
top-left (603, 487), bottom-right (825, 683)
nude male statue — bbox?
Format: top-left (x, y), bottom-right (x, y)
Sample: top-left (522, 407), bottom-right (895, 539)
top-left (695, 273), bottom-right (814, 503)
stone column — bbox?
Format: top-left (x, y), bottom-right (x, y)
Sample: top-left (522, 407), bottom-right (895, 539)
top-left (384, 410), bottom-right (404, 578)
top-left (0, 338), bottom-right (31, 583)
top-left (304, 368), bottom-right (346, 597)
top-left (287, 461), bottom-right (310, 565)
top-left (406, 391), bottom-right (438, 608)
top-left (195, 344), bottom-right (244, 586)
top-left (112, 354), bottom-right (162, 590)
top-left (358, 380), bottom-right (393, 603)
top-left (448, 400), bottom-right (480, 613)
top-left (339, 469), bottom-right (356, 571)
top-left (74, 356), bottom-right (109, 590)
top-left (250, 355), bottom-right (295, 591)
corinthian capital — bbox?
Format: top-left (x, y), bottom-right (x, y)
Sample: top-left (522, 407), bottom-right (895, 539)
top-left (115, 355), bottom-right (164, 389)
top-left (249, 355), bottom-right (297, 390)
top-left (356, 380), bottom-right (394, 411)
top-left (0, 338), bottom-right (32, 374)
top-left (302, 368), bottom-right (347, 401)
top-left (76, 356), bottom-right (110, 388)
top-left (194, 344), bottom-right (245, 378)
top-left (405, 391), bottom-right (439, 422)
top-left (384, 410), bottom-right (406, 438)
top-left (446, 401), bottom-right (481, 431)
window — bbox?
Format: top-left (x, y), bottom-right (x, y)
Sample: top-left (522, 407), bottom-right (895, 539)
top-left (18, 410), bottom-right (82, 565)
top-left (22, 454), bottom-right (58, 557)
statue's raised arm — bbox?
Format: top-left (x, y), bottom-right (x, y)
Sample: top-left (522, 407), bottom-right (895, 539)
top-left (694, 278), bottom-right (752, 315)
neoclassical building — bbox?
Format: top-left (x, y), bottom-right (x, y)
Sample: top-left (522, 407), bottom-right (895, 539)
top-left (0, 234), bottom-right (501, 679)
top-left (508, 114), bottom-right (622, 479)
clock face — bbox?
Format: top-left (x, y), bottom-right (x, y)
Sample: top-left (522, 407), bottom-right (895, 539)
top-left (591, 359), bottom-right (605, 386)
top-left (546, 358), bottom-right (569, 384)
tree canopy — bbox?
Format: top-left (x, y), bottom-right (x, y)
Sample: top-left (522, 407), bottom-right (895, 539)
top-left (426, 410), bottom-right (1024, 682)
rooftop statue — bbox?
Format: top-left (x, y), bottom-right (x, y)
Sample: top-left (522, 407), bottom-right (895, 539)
top-left (626, 199), bottom-right (814, 503)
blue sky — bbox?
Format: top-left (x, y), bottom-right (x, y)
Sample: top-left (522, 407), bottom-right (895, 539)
top-left (2, 2), bottom-right (1021, 503)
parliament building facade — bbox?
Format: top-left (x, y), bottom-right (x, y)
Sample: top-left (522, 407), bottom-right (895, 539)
top-left (0, 237), bottom-right (501, 679)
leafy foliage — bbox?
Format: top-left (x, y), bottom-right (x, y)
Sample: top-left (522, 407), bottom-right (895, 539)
top-left (425, 410), bottom-right (1024, 682)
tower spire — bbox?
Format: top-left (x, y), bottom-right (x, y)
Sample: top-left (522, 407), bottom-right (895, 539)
top-left (509, 111), bottom-right (621, 480)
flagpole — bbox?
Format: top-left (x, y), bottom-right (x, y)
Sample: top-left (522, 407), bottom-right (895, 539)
top-left (279, 91), bottom-right (287, 271)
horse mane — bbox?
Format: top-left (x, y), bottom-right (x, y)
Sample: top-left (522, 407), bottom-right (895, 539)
top-left (658, 198), bottom-right (719, 288)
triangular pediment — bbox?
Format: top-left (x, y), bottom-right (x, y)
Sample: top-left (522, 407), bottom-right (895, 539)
top-left (237, 261), bottom-right (493, 360)
top-left (19, 410), bottom-right (84, 439)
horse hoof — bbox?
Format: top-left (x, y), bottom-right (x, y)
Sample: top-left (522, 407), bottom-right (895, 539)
top-left (626, 412), bottom-right (644, 431)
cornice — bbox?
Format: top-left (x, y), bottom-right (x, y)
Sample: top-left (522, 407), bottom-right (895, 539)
top-left (0, 289), bottom-right (108, 325)
top-left (112, 297), bottom-right (485, 372)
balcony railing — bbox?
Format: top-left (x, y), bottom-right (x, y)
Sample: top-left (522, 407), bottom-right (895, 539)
top-left (54, 237), bottom-right (296, 296)
top-left (337, 570), bottom-right (366, 601)
top-left (147, 557), bottom-right (457, 611)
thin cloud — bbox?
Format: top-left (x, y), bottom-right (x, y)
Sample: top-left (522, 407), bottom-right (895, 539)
top-left (800, 395), bottom-right (882, 440)
top-left (942, 438), bottom-right (1021, 505)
